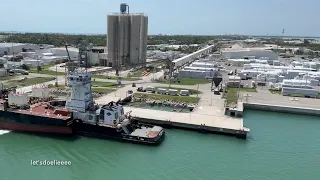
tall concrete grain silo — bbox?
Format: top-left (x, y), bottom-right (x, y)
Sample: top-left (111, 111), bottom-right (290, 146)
top-left (119, 14), bottom-right (131, 65)
top-left (107, 14), bottom-right (119, 69)
top-left (107, 3), bottom-right (148, 73)
top-left (130, 14), bottom-right (143, 65)
top-left (139, 15), bottom-right (148, 64)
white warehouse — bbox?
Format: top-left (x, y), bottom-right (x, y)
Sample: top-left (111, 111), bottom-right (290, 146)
top-left (221, 49), bottom-right (278, 60)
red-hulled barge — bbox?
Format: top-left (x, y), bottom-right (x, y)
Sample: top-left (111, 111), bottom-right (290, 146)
top-left (0, 99), bottom-right (74, 134)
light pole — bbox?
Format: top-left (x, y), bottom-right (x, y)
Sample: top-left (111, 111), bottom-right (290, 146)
top-left (152, 66), bottom-right (155, 80)
top-left (168, 55), bottom-right (175, 89)
top-left (12, 42), bottom-right (15, 72)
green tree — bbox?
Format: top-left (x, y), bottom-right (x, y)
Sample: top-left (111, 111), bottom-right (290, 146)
top-left (21, 64), bottom-right (30, 70)
top-left (37, 66), bottom-right (42, 73)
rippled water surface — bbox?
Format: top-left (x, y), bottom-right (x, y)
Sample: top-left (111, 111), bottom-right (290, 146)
top-left (1, 110), bottom-right (320, 180)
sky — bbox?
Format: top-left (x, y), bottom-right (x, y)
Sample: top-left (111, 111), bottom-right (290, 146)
top-left (0, 0), bottom-right (319, 36)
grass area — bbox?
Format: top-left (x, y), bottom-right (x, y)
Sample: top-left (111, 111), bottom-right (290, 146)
top-left (91, 81), bottom-right (124, 89)
top-left (0, 75), bottom-right (21, 81)
top-left (155, 86), bottom-right (201, 95)
top-left (269, 89), bottom-right (281, 94)
top-left (92, 75), bottom-right (139, 81)
top-left (4, 77), bottom-right (55, 88)
top-left (29, 63), bottom-right (65, 75)
top-left (133, 92), bottom-right (200, 103)
top-left (49, 81), bottom-right (122, 95)
top-left (237, 88), bottom-right (257, 92)
top-left (127, 69), bottom-right (146, 77)
top-left (225, 88), bottom-right (257, 106)
top-left (29, 69), bottom-right (65, 75)
top-left (50, 81), bottom-right (123, 88)
top-left (160, 78), bottom-right (211, 85)
top-left (92, 87), bottom-right (117, 94)
top-left (29, 64), bottom-right (139, 81)
top-left (91, 81), bottom-right (118, 87)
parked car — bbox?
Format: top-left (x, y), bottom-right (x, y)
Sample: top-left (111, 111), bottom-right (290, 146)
top-left (137, 87), bottom-right (145, 92)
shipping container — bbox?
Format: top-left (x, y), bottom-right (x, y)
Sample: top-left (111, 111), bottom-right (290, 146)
top-left (8, 94), bottom-right (29, 106)
top-left (282, 87), bottom-right (319, 98)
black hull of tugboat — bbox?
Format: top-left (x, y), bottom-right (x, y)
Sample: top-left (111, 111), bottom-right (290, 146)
top-left (73, 121), bottom-right (165, 145)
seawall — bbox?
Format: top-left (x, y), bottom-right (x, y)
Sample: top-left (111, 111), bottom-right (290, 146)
top-left (243, 102), bottom-right (320, 116)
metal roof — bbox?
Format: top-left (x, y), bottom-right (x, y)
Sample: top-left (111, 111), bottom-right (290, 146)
top-left (0, 43), bottom-right (26, 48)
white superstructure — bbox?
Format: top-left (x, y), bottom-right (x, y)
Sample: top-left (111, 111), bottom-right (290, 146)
top-left (64, 70), bottom-right (130, 131)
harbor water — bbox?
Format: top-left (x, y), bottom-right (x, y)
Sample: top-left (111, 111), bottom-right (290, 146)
top-left (1, 110), bottom-right (320, 180)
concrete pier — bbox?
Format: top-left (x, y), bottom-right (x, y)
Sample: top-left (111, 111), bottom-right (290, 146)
top-left (238, 89), bottom-right (320, 116)
top-left (244, 102), bottom-right (320, 116)
top-left (125, 107), bottom-right (250, 139)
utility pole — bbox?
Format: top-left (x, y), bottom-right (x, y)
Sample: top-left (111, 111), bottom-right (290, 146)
top-left (55, 63), bottom-right (58, 86)
top-left (64, 41), bottom-right (71, 86)
top-left (152, 65), bottom-right (155, 81)
top-left (168, 54), bottom-right (174, 89)
top-left (12, 42), bottom-right (15, 72)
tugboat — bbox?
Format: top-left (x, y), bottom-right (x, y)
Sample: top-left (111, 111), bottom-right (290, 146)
top-left (65, 71), bottom-right (165, 144)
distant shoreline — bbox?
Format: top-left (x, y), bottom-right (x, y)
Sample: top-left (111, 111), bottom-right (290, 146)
top-left (0, 31), bottom-right (319, 39)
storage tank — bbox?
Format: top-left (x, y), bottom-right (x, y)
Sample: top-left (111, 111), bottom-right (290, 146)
top-left (139, 15), bottom-right (148, 64)
top-left (120, 3), bottom-right (127, 13)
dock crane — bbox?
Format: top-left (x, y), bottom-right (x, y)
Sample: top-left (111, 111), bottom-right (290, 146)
top-left (64, 41), bottom-right (72, 86)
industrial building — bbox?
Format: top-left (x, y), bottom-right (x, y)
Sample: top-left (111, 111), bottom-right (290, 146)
top-left (177, 58), bottom-right (223, 79)
top-left (220, 43), bottom-right (278, 60)
top-left (107, 3), bottom-right (148, 70)
top-left (0, 43), bottom-right (51, 56)
top-left (221, 49), bottom-right (278, 60)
